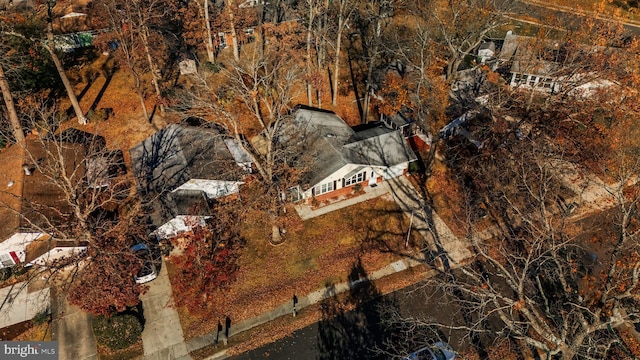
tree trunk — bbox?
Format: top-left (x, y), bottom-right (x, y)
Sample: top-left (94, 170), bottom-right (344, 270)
top-left (137, 12), bottom-right (164, 115)
top-left (47, 26), bottom-right (86, 125)
top-left (332, 22), bottom-right (343, 106)
top-left (131, 69), bottom-right (149, 120)
top-left (306, 3), bottom-right (315, 106)
top-left (0, 64), bottom-right (25, 144)
top-left (203, 0), bottom-right (215, 63)
top-left (362, 17), bottom-right (382, 124)
top-left (227, 0), bottom-right (240, 62)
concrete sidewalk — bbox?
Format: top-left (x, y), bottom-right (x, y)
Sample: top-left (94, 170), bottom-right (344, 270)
top-left (194, 255), bottom-right (429, 360)
top-left (294, 181), bottom-right (393, 220)
top-left (142, 260), bottom-right (192, 360)
top-left (52, 292), bottom-right (98, 360)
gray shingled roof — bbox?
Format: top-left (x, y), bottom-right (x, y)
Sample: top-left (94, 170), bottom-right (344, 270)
top-left (292, 107), bottom-right (416, 188)
top-left (129, 124), bottom-right (246, 196)
top-left (129, 124), bottom-right (250, 228)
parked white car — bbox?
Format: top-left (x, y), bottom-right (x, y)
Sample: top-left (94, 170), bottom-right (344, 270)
top-left (131, 243), bottom-right (158, 284)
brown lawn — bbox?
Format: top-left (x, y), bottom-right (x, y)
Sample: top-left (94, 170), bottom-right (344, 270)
top-left (169, 195), bottom-right (423, 340)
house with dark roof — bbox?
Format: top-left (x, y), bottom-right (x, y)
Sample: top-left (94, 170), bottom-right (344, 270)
top-left (497, 31), bottom-right (616, 95)
top-left (129, 124), bottom-right (252, 238)
top-left (0, 129), bottom-right (114, 269)
top-left (380, 107), bottom-right (415, 138)
top-left (288, 106), bottom-right (417, 203)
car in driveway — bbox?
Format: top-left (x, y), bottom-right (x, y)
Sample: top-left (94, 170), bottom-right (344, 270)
top-left (403, 341), bottom-right (456, 360)
top-left (131, 243), bottom-right (158, 284)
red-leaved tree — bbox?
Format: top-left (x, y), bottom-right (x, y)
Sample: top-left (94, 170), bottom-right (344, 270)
top-left (68, 214), bottom-right (148, 316)
top-left (168, 204), bottom-right (243, 309)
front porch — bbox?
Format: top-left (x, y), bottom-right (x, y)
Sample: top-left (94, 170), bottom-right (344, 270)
top-left (294, 180), bottom-right (393, 221)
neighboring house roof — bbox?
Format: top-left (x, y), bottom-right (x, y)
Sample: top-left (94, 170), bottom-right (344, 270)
top-left (499, 31), bottom-right (559, 77)
top-left (129, 124), bottom-right (251, 228)
top-left (292, 106), bottom-right (417, 188)
top-left (0, 138), bottom-right (87, 242)
top-left (129, 124), bottom-right (249, 196)
top-left (510, 58), bottom-right (559, 77)
top-left (498, 31), bottom-right (523, 62)
top-left (172, 179), bottom-right (244, 199)
top-left (154, 215), bottom-right (211, 240)
top-left (479, 41), bottom-right (496, 53)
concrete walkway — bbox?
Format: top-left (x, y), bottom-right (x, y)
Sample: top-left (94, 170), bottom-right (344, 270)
top-left (295, 181), bottom-right (393, 220)
top-left (53, 293), bottom-right (98, 360)
top-left (386, 176), bottom-right (473, 265)
top-left (141, 260), bottom-right (192, 360)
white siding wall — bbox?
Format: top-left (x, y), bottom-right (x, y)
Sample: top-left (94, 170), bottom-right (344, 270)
top-left (0, 233), bottom-right (44, 268)
top-left (28, 247), bottom-right (87, 267)
top-left (303, 163), bottom-right (408, 199)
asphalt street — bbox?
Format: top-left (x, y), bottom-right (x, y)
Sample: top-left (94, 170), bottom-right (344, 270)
top-left (230, 279), bottom-right (473, 360)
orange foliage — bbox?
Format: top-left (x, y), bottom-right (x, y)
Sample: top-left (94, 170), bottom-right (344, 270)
top-left (374, 73), bottom-right (409, 118)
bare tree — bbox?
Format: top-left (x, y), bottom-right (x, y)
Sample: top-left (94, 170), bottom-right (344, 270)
top-left (330, 0), bottom-right (354, 107)
top-left (393, 79), bottom-right (640, 358)
top-left (203, 0), bottom-right (216, 62)
top-left (429, 0), bottom-right (514, 82)
top-left (0, 109), bottom-right (143, 315)
top-left (351, 0), bottom-right (398, 123)
top-left (44, 3), bottom-right (87, 125)
top-left (0, 6), bottom-right (87, 126)
top-left (227, 0), bottom-right (241, 62)
top-left (303, 0), bottom-right (328, 106)
top-left (0, 61), bottom-right (25, 144)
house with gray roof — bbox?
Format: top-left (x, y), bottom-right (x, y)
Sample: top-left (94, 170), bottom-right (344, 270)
top-left (289, 106), bottom-right (417, 202)
top-left (497, 31), bottom-right (616, 95)
top-left (0, 129), bottom-right (115, 269)
top-left (129, 124), bottom-right (251, 236)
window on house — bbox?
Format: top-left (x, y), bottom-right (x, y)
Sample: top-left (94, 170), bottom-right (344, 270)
top-left (542, 78), bottom-right (553, 88)
top-left (514, 74), bottom-right (522, 83)
top-left (288, 186), bottom-right (304, 202)
top-left (344, 171), bottom-right (366, 186)
top-left (528, 76), bottom-right (537, 86)
top-left (314, 181), bottom-right (335, 195)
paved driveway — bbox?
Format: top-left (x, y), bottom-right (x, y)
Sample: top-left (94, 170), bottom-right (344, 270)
top-left (55, 296), bottom-right (98, 360)
top-left (141, 260), bottom-right (192, 360)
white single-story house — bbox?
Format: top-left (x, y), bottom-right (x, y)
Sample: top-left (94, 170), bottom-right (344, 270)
top-left (288, 106), bottom-right (417, 202)
top-left (498, 31), bottom-right (615, 95)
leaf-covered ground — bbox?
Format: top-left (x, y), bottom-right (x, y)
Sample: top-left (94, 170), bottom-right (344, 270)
top-left (168, 196), bottom-right (422, 340)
